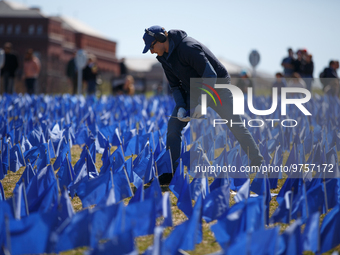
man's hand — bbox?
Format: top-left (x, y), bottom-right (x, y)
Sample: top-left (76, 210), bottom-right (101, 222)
top-left (192, 104), bottom-right (203, 118)
top-left (177, 107), bottom-right (190, 122)
top-left (177, 107), bottom-right (186, 118)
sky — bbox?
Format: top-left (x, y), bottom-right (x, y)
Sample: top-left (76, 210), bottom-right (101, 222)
top-left (19, 0), bottom-right (340, 77)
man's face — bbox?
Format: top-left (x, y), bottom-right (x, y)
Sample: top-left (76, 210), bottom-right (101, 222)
top-left (288, 50), bottom-right (293, 57)
top-left (4, 46), bottom-right (10, 54)
top-left (150, 40), bottom-right (165, 56)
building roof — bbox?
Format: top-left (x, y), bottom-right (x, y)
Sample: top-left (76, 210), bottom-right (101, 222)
top-left (0, 0), bottom-right (111, 41)
top-left (125, 58), bottom-right (160, 72)
top-left (57, 16), bottom-right (110, 40)
top-left (0, 0), bottom-right (45, 17)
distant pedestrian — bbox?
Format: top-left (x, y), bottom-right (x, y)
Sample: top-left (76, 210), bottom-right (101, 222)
top-left (320, 60), bottom-right (339, 96)
top-left (119, 58), bottom-right (128, 76)
top-left (1, 42), bottom-right (18, 94)
top-left (23, 49), bottom-right (40, 95)
top-left (300, 54), bottom-right (314, 91)
top-left (293, 50), bottom-right (304, 75)
top-left (236, 70), bottom-right (253, 94)
top-left (272, 72), bottom-right (286, 95)
top-left (287, 72), bottom-right (306, 89)
top-left (83, 54), bottom-right (98, 95)
top-left (66, 51), bottom-right (78, 95)
top-left (281, 48), bottom-right (295, 77)
top-left (123, 75), bottom-right (135, 95)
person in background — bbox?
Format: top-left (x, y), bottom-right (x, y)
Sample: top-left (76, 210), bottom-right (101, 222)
top-left (66, 51), bottom-right (78, 95)
top-left (83, 55), bottom-right (98, 95)
top-left (123, 75), bottom-right (135, 95)
top-left (322, 60), bottom-right (339, 96)
top-left (1, 42), bottom-right (19, 94)
top-left (272, 72), bottom-right (286, 95)
top-left (281, 48), bottom-right (295, 77)
top-left (300, 54), bottom-right (314, 92)
top-left (236, 70), bottom-right (253, 94)
top-left (120, 58), bottom-right (128, 76)
top-left (23, 49), bottom-right (40, 95)
top-left (293, 50), bottom-right (304, 75)
top-left (287, 72), bottom-right (306, 88)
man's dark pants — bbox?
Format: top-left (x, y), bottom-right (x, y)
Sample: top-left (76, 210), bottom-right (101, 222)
top-left (166, 88), bottom-right (263, 172)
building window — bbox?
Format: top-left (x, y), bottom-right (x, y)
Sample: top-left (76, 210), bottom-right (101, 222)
top-left (7, 24), bottom-right (13, 34)
top-left (15, 24), bottom-right (21, 35)
top-left (28, 24), bottom-right (34, 35)
top-left (0, 24), bottom-right (4, 34)
top-left (36, 25), bottom-right (43, 35)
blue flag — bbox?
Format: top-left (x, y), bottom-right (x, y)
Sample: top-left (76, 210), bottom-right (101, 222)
top-left (177, 174), bottom-right (193, 218)
top-left (162, 195), bottom-right (203, 254)
top-left (25, 164), bottom-right (56, 209)
top-left (10, 143), bottom-right (25, 172)
top-left (58, 187), bottom-right (75, 223)
top-left (303, 211), bottom-right (320, 253)
top-left (144, 177), bottom-right (163, 216)
top-left (0, 153), bottom-right (5, 180)
top-left (90, 202), bottom-right (122, 247)
top-left (10, 181), bottom-right (28, 219)
top-left (143, 226), bottom-right (164, 255)
top-left (10, 211), bottom-right (59, 254)
top-left (89, 230), bottom-right (137, 255)
top-left (112, 165), bottom-right (133, 202)
top-left (234, 179), bottom-right (250, 203)
top-left (123, 198), bottom-right (156, 237)
top-left (14, 162), bottom-right (35, 194)
top-left (189, 176), bottom-right (209, 201)
top-left (210, 196), bottom-right (264, 249)
top-left (156, 149), bottom-right (173, 176)
top-left (279, 219), bottom-right (303, 255)
top-left (144, 152), bottom-right (156, 184)
top-left (55, 209), bottom-right (92, 252)
top-left (74, 124), bottom-right (89, 145)
top-left (100, 145), bottom-right (125, 175)
top-left (77, 170), bottom-right (111, 208)
top-left (169, 159), bottom-right (184, 199)
top-left (129, 179), bottom-right (144, 205)
top-left (179, 194), bottom-right (203, 251)
top-left (226, 227), bottom-right (280, 255)
top-left (68, 161), bottom-right (88, 198)
top-left (53, 137), bottom-right (71, 170)
top-left (0, 180), bottom-right (5, 201)
top-left (203, 183), bottom-right (230, 223)
top-left (57, 156), bottom-right (75, 191)
top-left (161, 192), bottom-right (173, 227)
top-left (320, 204), bottom-right (340, 253)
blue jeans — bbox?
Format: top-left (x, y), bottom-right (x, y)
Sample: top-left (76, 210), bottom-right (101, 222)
top-left (166, 88), bottom-right (263, 170)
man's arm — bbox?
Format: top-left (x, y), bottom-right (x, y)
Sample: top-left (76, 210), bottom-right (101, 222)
top-left (179, 44), bottom-right (217, 105)
top-left (162, 62), bottom-right (187, 110)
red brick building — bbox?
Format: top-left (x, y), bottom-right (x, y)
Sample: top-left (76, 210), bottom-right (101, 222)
top-left (0, 0), bottom-right (120, 94)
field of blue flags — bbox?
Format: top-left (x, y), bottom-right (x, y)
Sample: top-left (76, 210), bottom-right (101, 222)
top-left (0, 93), bottom-right (340, 254)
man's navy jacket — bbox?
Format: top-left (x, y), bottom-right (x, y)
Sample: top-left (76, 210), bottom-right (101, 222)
top-left (156, 29), bottom-right (230, 110)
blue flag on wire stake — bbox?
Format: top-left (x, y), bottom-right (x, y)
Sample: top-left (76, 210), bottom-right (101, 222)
top-left (10, 143), bottom-right (25, 172)
top-left (320, 204), bottom-right (340, 253)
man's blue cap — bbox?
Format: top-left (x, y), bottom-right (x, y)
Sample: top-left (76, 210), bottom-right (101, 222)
top-left (142, 25), bottom-right (164, 54)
